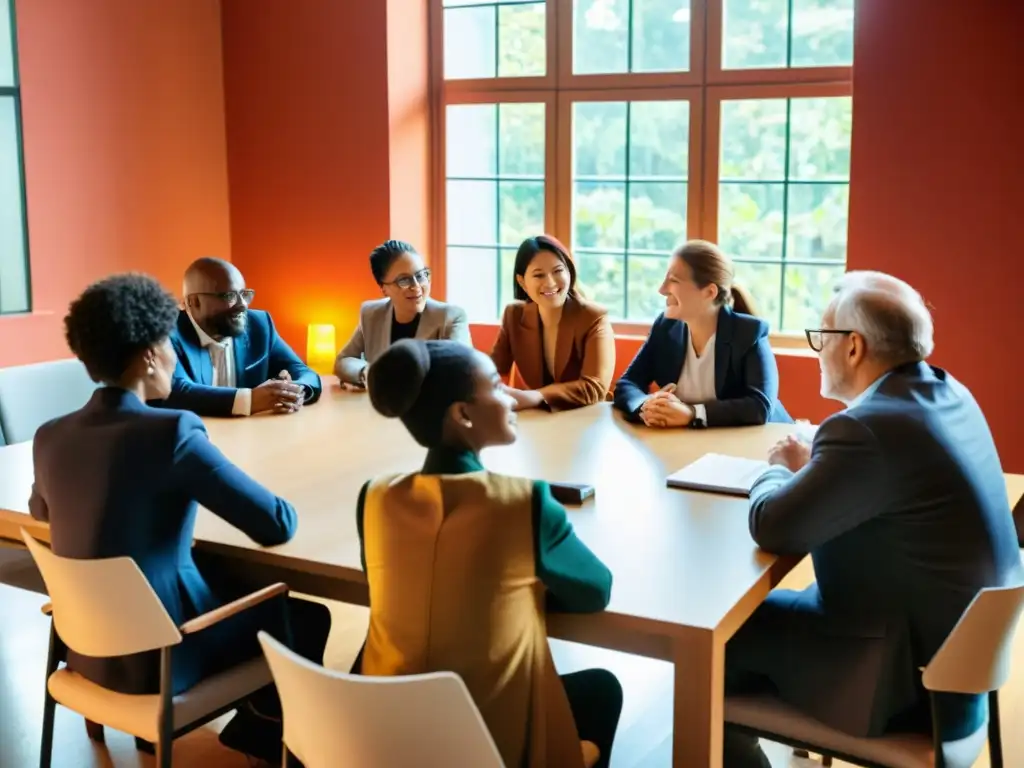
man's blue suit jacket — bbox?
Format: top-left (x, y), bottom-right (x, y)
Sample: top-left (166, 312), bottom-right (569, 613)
top-left (748, 362), bottom-right (1023, 738)
top-left (161, 309), bottom-right (322, 417)
top-left (613, 305), bottom-right (791, 426)
top-left (29, 387), bottom-right (298, 695)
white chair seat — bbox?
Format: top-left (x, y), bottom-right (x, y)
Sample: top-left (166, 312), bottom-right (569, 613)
top-left (726, 693), bottom-right (987, 768)
top-left (48, 657), bottom-right (271, 742)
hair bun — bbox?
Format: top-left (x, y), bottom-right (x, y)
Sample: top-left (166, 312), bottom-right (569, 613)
top-left (367, 339), bottom-right (431, 418)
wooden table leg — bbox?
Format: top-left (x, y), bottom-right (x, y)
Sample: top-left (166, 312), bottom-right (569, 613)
top-left (672, 627), bottom-right (724, 768)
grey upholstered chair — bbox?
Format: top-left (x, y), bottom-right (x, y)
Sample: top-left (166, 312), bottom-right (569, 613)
top-left (0, 358), bottom-right (97, 444)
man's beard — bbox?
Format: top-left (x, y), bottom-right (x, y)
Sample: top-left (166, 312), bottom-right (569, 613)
top-left (213, 310), bottom-right (247, 338)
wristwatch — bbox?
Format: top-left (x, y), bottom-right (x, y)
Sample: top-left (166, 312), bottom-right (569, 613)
top-left (689, 403), bottom-right (707, 429)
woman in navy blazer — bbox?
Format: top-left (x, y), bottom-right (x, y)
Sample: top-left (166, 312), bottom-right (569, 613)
top-left (614, 240), bottom-right (791, 427)
top-left (30, 274), bottom-right (330, 760)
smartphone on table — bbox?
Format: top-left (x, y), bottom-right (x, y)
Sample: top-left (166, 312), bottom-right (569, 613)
top-left (548, 482), bottom-right (596, 505)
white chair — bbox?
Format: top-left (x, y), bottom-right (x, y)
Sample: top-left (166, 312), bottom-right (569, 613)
top-left (0, 359), bottom-right (97, 443)
top-left (726, 584), bottom-right (1024, 768)
top-left (258, 631), bottom-right (507, 768)
top-left (22, 530), bottom-right (288, 768)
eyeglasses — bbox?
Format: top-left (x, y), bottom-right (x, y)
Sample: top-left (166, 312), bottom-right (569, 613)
top-left (805, 328), bottom-right (853, 352)
top-left (189, 289), bottom-right (255, 306)
top-left (383, 268), bottom-right (431, 291)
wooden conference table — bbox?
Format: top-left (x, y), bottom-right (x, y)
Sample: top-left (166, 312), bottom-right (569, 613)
top-left (1, 385), bottom-right (1022, 768)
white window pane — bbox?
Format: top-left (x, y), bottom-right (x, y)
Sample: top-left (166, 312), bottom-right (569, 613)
top-left (632, 0), bottom-right (691, 73)
top-left (788, 96), bottom-right (852, 181)
top-left (733, 262), bottom-right (782, 330)
top-left (499, 180), bottom-right (544, 246)
top-left (718, 183), bottom-right (785, 261)
top-left (0, 97), bottom-right (27, 312)
top-left (629, 100), bottom-right (689, 178)
top-left (498, 103), bottom-right (545, 176)
top-left (573, 101), bottom-right (627, 178)
top-left (498, 3), bottom-right (546, 77)
top-left (786, 183), bottom-right (849, 262)
top-left (573, 0), bottom-right (629, 75)
top-left (0, 0), bottom-right (13, 87)
top-left (447, 180), bottom-right (497, 245)
top-left (720, 99), bottom-right (788, 181)
top-left (447, 247), bottom-right (499, 321)
top-left (723, 0), bottom-right (788, 70)
top-left (575, 251), bottom-right (624, 318)
top-left (444, 6), bottom-right (496, 80)
top-left (447, 105), bottom-right (497, 178)
top-left (782, 264), bottom-right (844, 332)
top-left (791, 0), bottom-right (854, 68)
top-left (627, 253), bottom-right (670, 320)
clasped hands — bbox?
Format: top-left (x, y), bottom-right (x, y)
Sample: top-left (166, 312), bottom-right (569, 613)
top-left (252, 370), bottom-right (305, 414)
top-left (639, 384), bottom-right (694, 428)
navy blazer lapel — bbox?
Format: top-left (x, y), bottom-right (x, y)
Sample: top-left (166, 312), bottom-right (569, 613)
top-left (713, 306), bottom-right (735, 396)
top-left (665, 319), bottom-right (687, 384)
top-left (177, 312), bottom-right (214, 385)
top-left (233, 329), bottom-right (250, 385)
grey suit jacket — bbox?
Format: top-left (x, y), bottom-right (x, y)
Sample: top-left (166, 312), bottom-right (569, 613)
top-left (747, 362), bottom-right (1022, 737)
top-left (334, 298), bottom-right (472, 384)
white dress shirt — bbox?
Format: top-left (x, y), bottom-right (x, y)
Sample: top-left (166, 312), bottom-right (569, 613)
top-left (186, 312), bottom-right (252, 416)
top-left (676, 332), bottom-right (717, 425)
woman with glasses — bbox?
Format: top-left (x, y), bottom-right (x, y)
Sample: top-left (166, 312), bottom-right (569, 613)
top-left (335, 240), bottom-right (472, 387)
top-left (613, 240), bottom-right (791, 428)
top-left (490, 235), bottom-right (615, 411)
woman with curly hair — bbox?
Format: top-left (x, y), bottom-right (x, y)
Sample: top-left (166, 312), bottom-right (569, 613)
top-left (28, 273), bottom-right (330, 760)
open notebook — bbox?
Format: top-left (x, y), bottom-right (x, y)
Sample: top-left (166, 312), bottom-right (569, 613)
top-left (666, 453), bottom-right (770, 497)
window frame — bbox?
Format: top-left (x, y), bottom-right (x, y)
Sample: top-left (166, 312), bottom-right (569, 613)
top-left (430, 0), bottom-right (854, 339)
top-left (0, 0), bottom-right (31, 315)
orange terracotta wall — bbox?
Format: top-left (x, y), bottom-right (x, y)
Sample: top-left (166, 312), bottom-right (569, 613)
top-left (0, 0), bottom-right (230, 366)
top-left (846, 0), bottom-right (1024, 471)
top-left (221, 0), bottom-right (430, 356)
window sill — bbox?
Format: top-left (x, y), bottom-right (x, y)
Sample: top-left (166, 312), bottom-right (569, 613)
top-left (0, 309), bottom-right (53, 320)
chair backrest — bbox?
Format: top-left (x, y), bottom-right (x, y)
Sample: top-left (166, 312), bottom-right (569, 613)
top-left (0, 359), bottom-right (98, 443)
top-left (21, 530), bottom-right (182, 657)
top-left (923, 584), bottom-right (1024, 694)
top-left (258, 632), bottom-right (505, 768)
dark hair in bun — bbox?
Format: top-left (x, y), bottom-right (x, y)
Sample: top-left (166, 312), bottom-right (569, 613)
top-left (367, 339), bottom-right (480, 447)
top-left (367, 339), bottom-right (431, 418)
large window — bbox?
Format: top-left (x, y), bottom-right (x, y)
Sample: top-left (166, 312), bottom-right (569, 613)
top-left (434, 0), bottom-right (854, 333)
top-left (0, 0), bottom-right (28, 314)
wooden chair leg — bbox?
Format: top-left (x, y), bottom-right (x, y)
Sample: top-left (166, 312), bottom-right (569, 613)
top-left (84, 720), bottom-right (105, 743)
top-left (822, 757), bottom-right (833, 766)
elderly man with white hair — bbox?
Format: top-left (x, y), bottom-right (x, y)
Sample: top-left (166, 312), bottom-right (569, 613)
top-left (723, 271), bottom-right (1022, 768)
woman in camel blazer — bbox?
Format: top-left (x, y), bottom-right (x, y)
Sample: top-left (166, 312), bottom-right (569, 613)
top-left (490, 236), bottom-right (615, 411)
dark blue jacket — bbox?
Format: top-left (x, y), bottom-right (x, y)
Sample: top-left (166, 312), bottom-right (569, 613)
top-left (29, 387), bottom-right (297, 695)
top-left (749, 362), bottom-right (1023, 738)
top-left (162, 309), bottom-right (322, 416)
top-left (613, 306), bottom-right (791, 426)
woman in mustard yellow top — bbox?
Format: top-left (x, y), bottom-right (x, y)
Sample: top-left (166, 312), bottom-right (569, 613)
top-left (355, 339), bottom-right (622, 768)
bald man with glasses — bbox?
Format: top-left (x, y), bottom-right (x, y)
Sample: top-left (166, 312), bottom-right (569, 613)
top-left (155, 257), bottom-right (322, 417)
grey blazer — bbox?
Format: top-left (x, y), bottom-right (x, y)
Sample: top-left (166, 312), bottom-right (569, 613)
top-left (334, 298), bottom-right (472, 384)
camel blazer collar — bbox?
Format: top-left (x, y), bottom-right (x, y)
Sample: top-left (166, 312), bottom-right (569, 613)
top-left (514, 295), bottom-right (582, 388)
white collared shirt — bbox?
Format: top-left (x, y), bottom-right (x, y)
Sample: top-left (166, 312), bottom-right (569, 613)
top-left (677, 332), bottom-right (717, 424)
top-left (186, 312), bottom-right (251, 416)
top-left (846, 372), bottom-right (888, 410)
